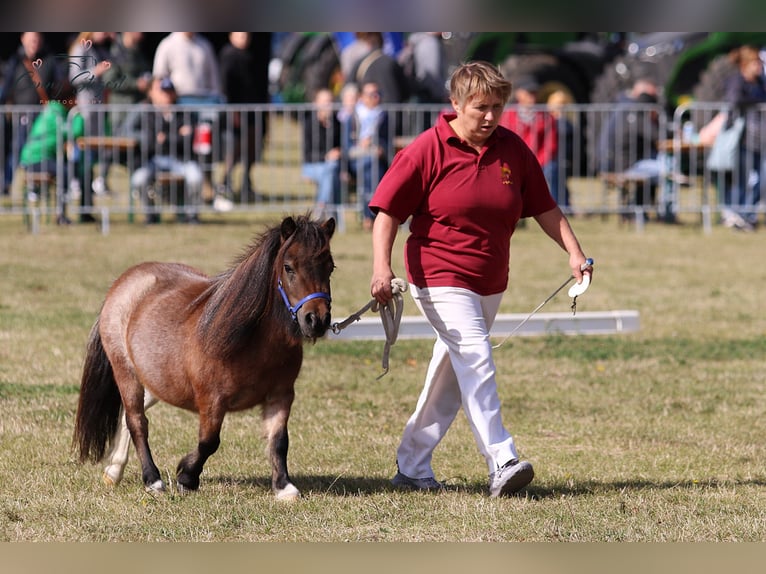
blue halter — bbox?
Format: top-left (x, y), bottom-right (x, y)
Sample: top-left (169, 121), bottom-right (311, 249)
top-left (278, 279), bottom-right (331, 321)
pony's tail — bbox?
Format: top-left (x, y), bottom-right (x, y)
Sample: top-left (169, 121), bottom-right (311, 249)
top-left (73, 319), bottom-right (122, 464)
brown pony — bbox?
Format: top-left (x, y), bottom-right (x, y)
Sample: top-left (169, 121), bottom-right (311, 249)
top-left (73, 215), bottom-right (336, 500)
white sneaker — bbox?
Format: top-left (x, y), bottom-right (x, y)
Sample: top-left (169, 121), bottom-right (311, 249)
top-left (488, 459), bottom-right (534, 497)
top-left (213, 195), bottom-right (234, 212)
top-left (92, 176), bottom-right (109, 196)
top-left (721, 209), bottom-right (753, 232)
top-left (68, 179), bottom-right (82, 201)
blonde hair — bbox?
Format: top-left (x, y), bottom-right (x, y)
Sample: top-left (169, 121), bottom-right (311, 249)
top-left (449, 61), bottom-right (512, 107)
top-left (547, 89), bottom-right (573, 107)
top-left (732, 45), bottom-right (762, 71)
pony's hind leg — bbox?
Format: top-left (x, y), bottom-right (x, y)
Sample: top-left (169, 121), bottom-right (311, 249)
top-left (102, 391), bottom-right (159, 487)
top-left (263, 397), bottom-right (299, 501)
top-left (118, 385), bottom-right (165, 493)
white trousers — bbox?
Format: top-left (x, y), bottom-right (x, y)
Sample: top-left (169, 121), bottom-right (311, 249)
top-left (396, 285), bottom-right (519, 478)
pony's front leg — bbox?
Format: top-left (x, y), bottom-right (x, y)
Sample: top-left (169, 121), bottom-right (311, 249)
top-left (175, 408), bottom-right (223, 494)
top-left (263, 398), bottom-right (299, 501)
top-left (103, 392), bottom-right (159, 487)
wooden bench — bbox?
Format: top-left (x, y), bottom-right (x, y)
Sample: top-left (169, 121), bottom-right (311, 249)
top-left (21, 171), bottom-right (57, 231)
top-left (599, 171), bottom-right (655, 228)
top-left (155, 172), bottom-right (186, 187)
top-left (140, 173), bottom-right (189, 223)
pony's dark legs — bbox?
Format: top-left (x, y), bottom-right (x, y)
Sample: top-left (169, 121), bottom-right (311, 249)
top-left (175, 408), bottom-right (224, 493)
top-left (106, 344), bottom-right (166, 492)
top-left (103, 391), bottom-right (159, 486)
top-left (122, 395), bottom-right (164, 492)
top-left (263, 394), bottom-right (299, 500)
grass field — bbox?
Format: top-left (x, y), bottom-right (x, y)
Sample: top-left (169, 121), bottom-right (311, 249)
top-left (0, 210), bottom-right (765, 543)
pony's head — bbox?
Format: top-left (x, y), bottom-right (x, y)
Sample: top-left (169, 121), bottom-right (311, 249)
top-left (277, 215), bottom-right (336, 340)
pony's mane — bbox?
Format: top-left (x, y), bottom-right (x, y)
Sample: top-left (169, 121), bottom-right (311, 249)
top-left (196, 216), bottom-right (332, 358)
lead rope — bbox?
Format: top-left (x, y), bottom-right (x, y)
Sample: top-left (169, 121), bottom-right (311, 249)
top-left (331, 278), bottom-right (409, 379)
top-left (492, 258), bottom-right (594, 350)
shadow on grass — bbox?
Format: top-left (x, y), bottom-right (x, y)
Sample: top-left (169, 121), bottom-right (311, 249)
top-left (208, 474), bottom-right (766, 498)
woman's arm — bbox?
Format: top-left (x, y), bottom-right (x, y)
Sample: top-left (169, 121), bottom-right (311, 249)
top-left (370, 209), bottom-right (402, 304)
top-left (533, 205), bottom-right (592, 283)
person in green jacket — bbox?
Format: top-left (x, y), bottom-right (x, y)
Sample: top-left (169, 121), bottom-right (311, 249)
top-left (20, 98), bottom-right (84, 225)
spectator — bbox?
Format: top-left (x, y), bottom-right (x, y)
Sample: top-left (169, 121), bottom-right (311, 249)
top-left (19, 91), bottom-right (84, 225)
top-left (121, 77), bottom-right (203, 224)
top-left (719, 45), bottom-right (766, 231)
top-left (368, 60), bottom-right (592, 496)
top-left (399, 32), bottom-right (449, 103)
top-left (93, 32), bottom-right (153, 197)
top-left (349, 33), bottom-right (409, 104)
top-left (152, 32), bottom-right (222, 102)
top-left (546, 89), bottom-right (575, 207)
top-left (336, 82), bottom-right (359, 204)
top-left (337, 81), bottom-right (359, 124)
top-left (339, 33), bottom-right (403, 86)
top-left (339, 33), bottom-right (375, 84)
top-left (1, 32), bottom-right (65, 196)
top-left (342, 80), bottom-right (389, 230)
top-left (68, 32), bottom-right (114, 222)
top-left (152, 33), bottom-right (223, 207)
top-left (102, 32), bottom-right (152, 106)
top-left (500, 76), bottom-right (561, 204)
top-left (596, 77), bottom-right (662, 219)
top-left (219, 32), bottom-right (269, 203)
top-left (301, 88), bottom-right (342, 218)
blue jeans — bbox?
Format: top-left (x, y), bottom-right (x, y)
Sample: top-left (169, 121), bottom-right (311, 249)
top-left (349, 155), bottom-right (387, 221)
top-left (543, 160), bottom-right (570, 207)
top-left (301, 160), bottom-right (340, 206)
top-left (721, 149), bottom-right (762, 225)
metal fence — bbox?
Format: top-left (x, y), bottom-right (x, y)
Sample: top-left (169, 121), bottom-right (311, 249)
top-left (1, 100), bottom-right (764, 234)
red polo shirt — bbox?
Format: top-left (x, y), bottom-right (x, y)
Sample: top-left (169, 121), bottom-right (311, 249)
top-left (369, 113), bottom-right (556, 295)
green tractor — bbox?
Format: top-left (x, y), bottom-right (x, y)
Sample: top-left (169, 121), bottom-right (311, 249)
top-left (590, 32), bottom-right (766, 108)
top-left (465, 32), bottom-right (766, 107)
top-left (466, 32), bottom-right (766, 173)
top-left (463, 32), bottom-right (625, 105)
top-left (586, 33), bottom-right (766, 170)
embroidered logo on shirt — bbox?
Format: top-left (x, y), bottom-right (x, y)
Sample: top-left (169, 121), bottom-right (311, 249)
top-left (501, 163), bottom-right (512, 185)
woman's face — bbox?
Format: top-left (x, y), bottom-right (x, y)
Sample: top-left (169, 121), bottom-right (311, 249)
top-left (742, 57), bottom-right (763, 82)
top-left (314, 89), bottom-right (334, 121)
top-left (451, 92), bottom-right (505, 144)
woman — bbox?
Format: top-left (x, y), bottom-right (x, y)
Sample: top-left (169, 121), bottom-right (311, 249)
top-left (343, 81), bottom-right (389, 230)
top-left (721, 45), bottom-right (766, 231)
top-left (19, 94), bottom-right (84, 226)
top-left (499, 76), bottom-right (561, 204)
top-left (301, 88), bottom-right (342, 217)
top-left (68, 32), bottom-right (114, 221)
top-left (369, 61), bottom-right (592, 497)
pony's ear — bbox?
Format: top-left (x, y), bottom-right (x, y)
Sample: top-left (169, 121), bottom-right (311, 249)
top-left (322, 217), bottom-right (336, 239)
top-left (280, 216), bottom-right (297, 240)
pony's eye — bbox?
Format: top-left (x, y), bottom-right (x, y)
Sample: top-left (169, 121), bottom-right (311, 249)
top-left (283, 263), bottom-right (294, 274)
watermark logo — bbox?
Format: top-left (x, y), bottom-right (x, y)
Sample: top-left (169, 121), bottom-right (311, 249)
top-left (12, 37), bottom-right (126, 105)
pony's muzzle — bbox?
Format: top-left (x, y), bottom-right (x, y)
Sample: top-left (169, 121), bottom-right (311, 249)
top-left (299, 305), bottom-right (331, 338)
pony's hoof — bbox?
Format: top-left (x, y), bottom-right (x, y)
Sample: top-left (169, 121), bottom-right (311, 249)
top-left (102, 472), bottom-right (120, 487)
top-left (275, 483), bottom-right (301, 501)
top-left (102, 464), bottom-right (125, 487)
top-left (144, 479), bottom-right (166, 494)
top-left (175, 483), bottom-right (197, 496)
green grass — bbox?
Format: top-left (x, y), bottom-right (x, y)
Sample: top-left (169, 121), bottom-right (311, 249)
top-left (1, 212), bottom-right (765, 542)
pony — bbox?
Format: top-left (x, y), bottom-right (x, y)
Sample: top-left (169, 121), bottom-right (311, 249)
top-left (73, 215), bottom-right (336, 500)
